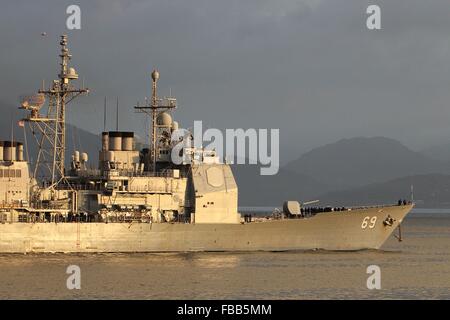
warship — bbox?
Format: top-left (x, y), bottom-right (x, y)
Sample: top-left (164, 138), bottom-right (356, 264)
top-left (0, 35), bottom-right (413, 253)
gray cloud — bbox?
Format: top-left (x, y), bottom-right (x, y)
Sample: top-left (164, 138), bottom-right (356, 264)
top-left (1, 0), bottom-right (450, 163)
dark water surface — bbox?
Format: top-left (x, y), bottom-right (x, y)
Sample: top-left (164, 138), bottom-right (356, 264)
top-left (0, 211), bottom-right (449, 299)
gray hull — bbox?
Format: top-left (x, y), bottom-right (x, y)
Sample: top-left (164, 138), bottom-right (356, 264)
top-left (0, 204), bottom-right (412, 253)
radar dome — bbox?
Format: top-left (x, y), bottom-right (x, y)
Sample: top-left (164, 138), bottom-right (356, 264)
top-left (172, 121), bottom-right (179, 131)
top-left (157, 112), bottom-right (172, 126)
top-left (67, 67), bottom-right (78, 79)
top-left (151, 69), bottom-right (160, 81)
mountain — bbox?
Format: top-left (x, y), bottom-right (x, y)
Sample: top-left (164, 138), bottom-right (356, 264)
top-left (318, 174), bottom-right (450, 208)
top-left (284, 137), bottom-right (450, 189)
top-left (420, 141), bottom-right (450, 162)
top-left (232, 164), bottom-right (330, 206)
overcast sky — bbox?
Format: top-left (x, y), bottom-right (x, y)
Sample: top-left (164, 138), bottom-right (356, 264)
top-left (2, 0), bottom-right (450, 163)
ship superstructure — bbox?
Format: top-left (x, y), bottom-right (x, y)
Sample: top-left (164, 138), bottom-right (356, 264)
top-left (0, 142), bottom-right (30, 211)
top-left (12, 35), bottom-right (240, 226)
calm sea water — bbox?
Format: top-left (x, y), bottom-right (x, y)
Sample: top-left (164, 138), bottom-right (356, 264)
top-left (0, 209), bottom-right (449, 299)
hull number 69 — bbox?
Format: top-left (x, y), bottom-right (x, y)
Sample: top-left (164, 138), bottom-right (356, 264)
top-left (361, 216), bottom-right (377, 229)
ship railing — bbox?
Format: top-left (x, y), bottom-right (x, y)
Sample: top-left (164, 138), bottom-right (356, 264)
top-left (298, 203), bottom-right (406, 215)
top-left (48, 184), bottom-right (102, 191)
top-left (10, 211), bottom-right (193, 224)
top-left (74, 169), bottom-right (101, 177)
top-left (111, 170), bottom-right (185, 178)
top-left (335, 203), bottom-right (410, 210)
top-left (70, 169), bottom-right (186, 179)
top-left (0, 200), bottom-right (28, 209)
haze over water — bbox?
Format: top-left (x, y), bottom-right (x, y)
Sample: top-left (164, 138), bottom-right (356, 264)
top-left (0, 210), bottom-right (449, 299)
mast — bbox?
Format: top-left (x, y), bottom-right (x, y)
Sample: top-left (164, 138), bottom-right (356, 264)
top-left (104, 96), bottom-right (107, 132)
top-left (151, 70), bottom-right (159, 173)
top-left (21, 35), bottom-right (89, 186)
top-left (134, 69), bottom-right (176, 173)
top-left (116, 96), bottom-right (119, 131)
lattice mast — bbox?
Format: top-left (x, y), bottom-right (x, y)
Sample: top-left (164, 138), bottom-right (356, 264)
top-left (135, 70), bottom-right (176, 173)
top-left (20, 35), bottom-right (89, 186)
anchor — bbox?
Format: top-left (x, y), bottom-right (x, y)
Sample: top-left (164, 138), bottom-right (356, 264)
top-left (383, 215), bottom-right (395, 226)
top-left (394, 224), bottom-right (403, 242)
top-left (383, 215), bottom-right (403, 242)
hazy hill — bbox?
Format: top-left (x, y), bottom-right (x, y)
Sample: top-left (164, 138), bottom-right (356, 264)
top-left (318, 174), bottom-right (450, 208)
top-left (284, 137), bottom-right (450, 189)
top-left (232, 164), bottom-right (330, 206)
top-left (420, 141), bottom-right (450, 162)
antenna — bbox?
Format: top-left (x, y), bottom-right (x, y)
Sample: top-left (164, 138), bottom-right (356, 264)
top-left (104, 96), bottom-right (107, 132)
top-left (151, 70), bottom-right (159, 172)
top-left (10, 112), bottom-right (14, 144)
top-left (116, 97), bottom-right (119, 131)
top-left (23, 124), bottom-right (29, 162)
top-left (20, 93), bottom-right (45, 112)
